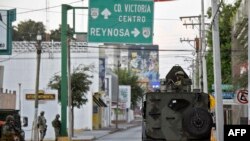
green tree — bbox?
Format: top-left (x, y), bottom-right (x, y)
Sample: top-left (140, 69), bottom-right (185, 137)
top-left (12, 19), bottom-right (46, 41)
top-left (115, 68), bottom-right (143, 108)
top-left (206, 0), bottom-right (241, 92)
top-left (50, 24), bottom-right (74, 41)
top-left (48, 64), bottom-right (93, 135)
top-left (12, 20), bottom-right (73, 41)
top-left (49, 28), bottom-right (60, 41)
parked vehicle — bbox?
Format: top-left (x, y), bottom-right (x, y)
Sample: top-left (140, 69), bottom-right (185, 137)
top-left (142, 65), bottom-right (213, 141)
top-left (0, 109), bottom-right (25, 141)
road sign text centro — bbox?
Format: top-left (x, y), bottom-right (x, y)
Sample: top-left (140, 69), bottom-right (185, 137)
top-left (88, 0), bottom-right (154, 44)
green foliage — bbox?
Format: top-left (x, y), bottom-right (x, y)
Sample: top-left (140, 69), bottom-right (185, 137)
top-left (49, 28), bottom-right (60, 41)
top-left (48, 74), bottom-right (61, 100)
top-left (206, 1), bottom-right (241, 92)
top-left (12, 19), bottom-right (46, 41)
top-left (234, 72), bottom-right (247, 88)
top-left (48, 64), bottom-right (93, 108)
top-left (12, 20), bottom-right (73, 41)
top-left (115, 68), bottom-right (143, 108)
top-left (50, 24), bottom-right (74, 41)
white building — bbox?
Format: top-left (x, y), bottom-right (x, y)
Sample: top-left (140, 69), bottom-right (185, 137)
top-left (0, 41), bottom-right (112, 140)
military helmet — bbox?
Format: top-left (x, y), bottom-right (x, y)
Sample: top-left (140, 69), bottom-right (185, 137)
top-left (175, 71), bottom-right (184, 76)
top-left (6, 115), bottom-right (14, 123)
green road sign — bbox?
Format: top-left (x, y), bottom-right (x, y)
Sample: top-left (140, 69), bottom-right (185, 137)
top-left (88, 0), bottom-right (154, 44)
top-left (0, 9), bottom-right (16, 55)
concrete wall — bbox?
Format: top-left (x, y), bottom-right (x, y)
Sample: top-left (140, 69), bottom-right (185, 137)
top-left (0, 93), bottom-right (16, 109)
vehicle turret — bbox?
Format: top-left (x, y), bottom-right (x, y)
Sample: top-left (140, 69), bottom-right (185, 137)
top-left (160, 65), bottom-right (192, 92)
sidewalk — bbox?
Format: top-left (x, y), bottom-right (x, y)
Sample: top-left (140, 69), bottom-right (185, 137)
top-left (72, 118), bottom-right (142, 141)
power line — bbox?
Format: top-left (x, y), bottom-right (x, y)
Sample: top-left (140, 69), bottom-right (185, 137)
top-left (0, 0), bottom-right (83, 15)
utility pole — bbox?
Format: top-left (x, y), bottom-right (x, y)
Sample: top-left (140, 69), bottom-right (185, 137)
top-left (116, 53), bottom-right (121, 129)
top-left (33, 31), bottom-right (42, 141)
top-left (180, 38), bottom-right (195, 48)
top-left (180, 37), bottom-right (199, 90)
top-left (180, 15), bottom-right (209, 92)
top-left (180, 16), bottom-right (202, 91)
top-left (211, 0), bottom-right (224, 140)
top-left (201, 0), bottom-right (208, 93)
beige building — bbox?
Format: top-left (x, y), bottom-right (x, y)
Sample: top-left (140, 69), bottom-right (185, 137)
top-left (0, 89), bottom-right (16, 109)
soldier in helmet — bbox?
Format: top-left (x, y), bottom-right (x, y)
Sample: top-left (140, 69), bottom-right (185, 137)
top-left (1, 115), bottom-right (16, 141)
top-left (52, 114), bottom-right (61, 141)
top-left (174, 70), bottom-right (185, 92)
top-left (38, 111), bottom-right (47, 141)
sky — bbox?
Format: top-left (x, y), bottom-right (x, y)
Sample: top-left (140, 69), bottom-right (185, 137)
top-left (0, 0), bottom-right (236, 78)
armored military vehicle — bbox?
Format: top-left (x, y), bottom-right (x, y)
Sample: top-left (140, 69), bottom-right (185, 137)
top-left (142, 65), bottom-right (213, 141)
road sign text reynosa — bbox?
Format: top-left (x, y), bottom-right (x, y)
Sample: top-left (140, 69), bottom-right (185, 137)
top-left (88, 0), bottom-right (154, 44)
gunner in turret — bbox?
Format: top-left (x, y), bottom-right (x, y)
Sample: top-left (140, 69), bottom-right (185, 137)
top-left (174, 71), bottom-right (185, 92)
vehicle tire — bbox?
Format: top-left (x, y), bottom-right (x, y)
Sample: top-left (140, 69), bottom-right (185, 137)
top-left (183, 107), bottom-right (213, 138)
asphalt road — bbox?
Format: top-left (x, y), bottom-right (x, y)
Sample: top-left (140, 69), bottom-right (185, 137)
top-left (95, 126), bottom-right (142, 141)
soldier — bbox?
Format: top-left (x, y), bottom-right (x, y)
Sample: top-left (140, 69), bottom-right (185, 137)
top-left (1, 115), bottom-right (16, 141)
top-left (52, 114), bottom-right (61, 141)
top-left (38, 111), bottom-right (47, 141)
top-left (174, 71), bottom-right (185, 92)
top-left (13, 113), bottom-right (25, 141)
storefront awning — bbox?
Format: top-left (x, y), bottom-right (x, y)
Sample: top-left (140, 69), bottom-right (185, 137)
top-left (93, 96), bottom-right (107, 107)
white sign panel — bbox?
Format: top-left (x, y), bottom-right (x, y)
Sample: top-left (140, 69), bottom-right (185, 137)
top-left (0, 10), bottom-right (7, 50)
top-left (119, 85), bottom-right (131, 108)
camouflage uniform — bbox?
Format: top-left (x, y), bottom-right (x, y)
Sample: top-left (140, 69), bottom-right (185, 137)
top-left (38, 111), bottom-right (47, 141)
top-left (52, 114), bottom-right (61, 141)
top-left (1, 115), bottom-right (16, 141)
top-left (174, 71), bottom-right (185, 92)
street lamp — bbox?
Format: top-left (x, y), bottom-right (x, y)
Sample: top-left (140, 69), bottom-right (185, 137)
top-left (33, 31), bottom-right (42, 141)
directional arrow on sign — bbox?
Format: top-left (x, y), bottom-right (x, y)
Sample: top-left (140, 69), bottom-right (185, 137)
top-left (131, 28), bottom-right (140, 37)
top-left (101, 8), bottom-right (111, 19)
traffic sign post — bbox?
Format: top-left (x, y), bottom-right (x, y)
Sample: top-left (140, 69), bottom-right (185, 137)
top-left (88, 0), bottom-right (154, 44)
